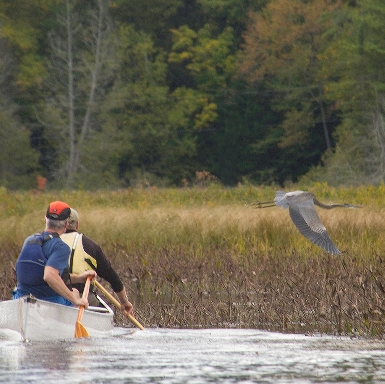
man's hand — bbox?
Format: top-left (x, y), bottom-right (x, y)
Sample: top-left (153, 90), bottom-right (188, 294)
top-left (120, 299), bottom-right (134, 316)
top-left (116, 288), bottom-right (134, 315)
top-left (73, 296), bottom-right (89, 309)
top-left (71, 270), bottom-right (97, 284)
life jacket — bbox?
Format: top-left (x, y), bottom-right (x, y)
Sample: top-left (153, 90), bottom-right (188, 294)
top-left (61, 232), bottom-right (97, 273)
top-left (15, 232), bottom-right (59, 285)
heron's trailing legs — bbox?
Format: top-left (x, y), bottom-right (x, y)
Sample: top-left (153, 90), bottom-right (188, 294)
top-left (250, 201), bottom-right (276, 208)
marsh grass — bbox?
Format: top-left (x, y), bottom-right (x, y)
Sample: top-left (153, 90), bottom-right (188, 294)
top-left (1, 185), bottom-right (385, 336)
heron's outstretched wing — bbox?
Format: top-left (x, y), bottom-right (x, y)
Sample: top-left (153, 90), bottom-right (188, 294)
top-left (288, 203), bottom-right (341, 255)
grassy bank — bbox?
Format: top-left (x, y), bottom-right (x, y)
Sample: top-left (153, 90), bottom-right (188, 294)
top-left (1, 184), bottom-right (385, 337)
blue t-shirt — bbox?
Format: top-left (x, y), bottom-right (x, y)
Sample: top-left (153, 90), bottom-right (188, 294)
top-left (15, 232), bottom-right (71, 299)
top-left (43, 234), bottom-right (71, 273)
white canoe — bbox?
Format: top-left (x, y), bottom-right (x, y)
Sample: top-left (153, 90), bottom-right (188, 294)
top-left (0, 296), bottom-right (114, 341)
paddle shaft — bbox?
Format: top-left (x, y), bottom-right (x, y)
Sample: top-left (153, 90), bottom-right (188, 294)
top-left (94, 280), bottom-right (145, 330)
top-left (75, 275), bottom-right (92, 338)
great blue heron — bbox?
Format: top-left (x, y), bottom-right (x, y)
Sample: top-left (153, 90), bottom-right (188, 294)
top-left (255, 190), bottom-right (361, 254)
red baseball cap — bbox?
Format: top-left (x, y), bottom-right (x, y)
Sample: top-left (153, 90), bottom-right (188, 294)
top-left (46, 201), bottom-right (71, 220)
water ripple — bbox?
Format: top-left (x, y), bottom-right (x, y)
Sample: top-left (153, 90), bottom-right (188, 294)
top-left (0, 328), bottom-right (384, 383)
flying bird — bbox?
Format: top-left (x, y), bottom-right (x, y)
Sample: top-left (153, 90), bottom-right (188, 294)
top-left (255, 190), bottom-right (361, 254)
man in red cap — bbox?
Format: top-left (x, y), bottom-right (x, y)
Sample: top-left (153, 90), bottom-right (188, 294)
top-left (13, 201), bottom-right (95, 307)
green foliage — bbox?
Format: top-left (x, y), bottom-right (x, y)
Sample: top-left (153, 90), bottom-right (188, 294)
top-left (0, 116), bottom-right (40, 189)
top-left (99, 25), bottom-right (199, 187)
top-left (169, 87), bottom-right (218, 130)
top-left (170, 24), bottom-right (236, 90)
top-left (110, 0), bottom-right (182, 47)
top-left (314, 0), bottom-right (385, 185)
top-left (34, 0), bottom-right (120, 189)
top-left (238, 0), bottom-right (342, 153)
top-left (3, 0), bottom-right (385, 189)
top-left (0, 0), bottom-right (56, 88)
top-left (197, 0), bottom-right (269, 21)
top-left (0, 33), bottom-right (40, 189)
top-left (169, 23), bottom-right (237, 133)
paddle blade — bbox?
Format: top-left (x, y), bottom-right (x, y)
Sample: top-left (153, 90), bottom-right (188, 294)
top-left (75, 320), bottom-right (90, 338)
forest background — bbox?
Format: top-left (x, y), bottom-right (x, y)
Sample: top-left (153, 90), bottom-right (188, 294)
top-left (0, 0), bottom-right (384, 191)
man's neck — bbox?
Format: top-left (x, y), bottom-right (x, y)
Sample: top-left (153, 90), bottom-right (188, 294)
top-left (45, 228), bottom-right (65, 236)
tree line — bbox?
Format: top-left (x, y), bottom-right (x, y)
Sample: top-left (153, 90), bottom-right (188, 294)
top-left (0, 0), bottom-right (383, 190)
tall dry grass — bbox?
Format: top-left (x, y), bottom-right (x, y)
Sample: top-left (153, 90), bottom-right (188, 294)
top-left (1, 184), bottom-right (385, 336)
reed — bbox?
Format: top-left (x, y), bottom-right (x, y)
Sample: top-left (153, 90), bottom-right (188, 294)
top-left (1, 184), bottom-right (385, 337)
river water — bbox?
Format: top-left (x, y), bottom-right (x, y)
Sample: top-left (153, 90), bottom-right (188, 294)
top-left (0, 328), bottom-right (384, 383)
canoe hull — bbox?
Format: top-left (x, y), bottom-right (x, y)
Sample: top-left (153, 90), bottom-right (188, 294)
top-left (0, 297), bottom-right (114, 341)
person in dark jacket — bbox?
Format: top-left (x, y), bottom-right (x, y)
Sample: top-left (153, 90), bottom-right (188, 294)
top-left (61, 208), bottom-right (134, 315)
top-left (13, 201), bottom-right (95, 307)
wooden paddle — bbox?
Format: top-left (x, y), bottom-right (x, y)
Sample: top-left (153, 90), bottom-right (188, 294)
top-left (75, 275), bottom-right (92, 338)
top-left (94, 280), bottom-right (145, 330)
